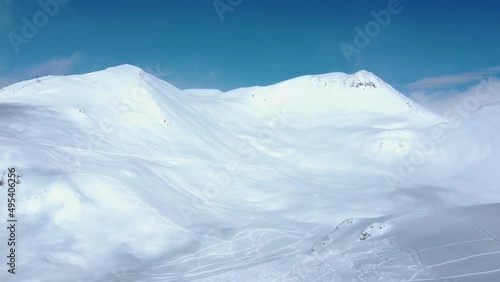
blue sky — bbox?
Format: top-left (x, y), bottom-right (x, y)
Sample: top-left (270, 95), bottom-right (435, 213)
top-left (0, 0), bottom-right (499, 93)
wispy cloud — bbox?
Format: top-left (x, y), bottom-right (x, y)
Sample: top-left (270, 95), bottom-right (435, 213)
top-left (406, 67), bottom-right (500, 90)
top-left (408, 78), bottom-right (500, 114)
top-left (26, 54), bottom-right (80, 77)
top-left (0, 53), bottom-right (81, 88)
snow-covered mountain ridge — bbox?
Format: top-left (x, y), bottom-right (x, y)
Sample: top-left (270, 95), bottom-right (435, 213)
top-left (0, 65), bottom-right (440, 123)
top-left (0, 65), bottom-right (498, 281)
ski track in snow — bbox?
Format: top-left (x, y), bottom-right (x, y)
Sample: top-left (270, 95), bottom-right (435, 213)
top-left (1, 65), bottom-right (499, 281)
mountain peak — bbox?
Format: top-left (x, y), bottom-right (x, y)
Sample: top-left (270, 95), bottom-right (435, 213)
top-left (345, 70), bottom-right (382, 89)
top-left (98, 64), bottom-right (145, 76)
top-left (270, 70), bottom-right (386, 91)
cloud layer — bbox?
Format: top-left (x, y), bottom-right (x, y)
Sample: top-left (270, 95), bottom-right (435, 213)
top-left (0, 53), bottom-right (80, 88)
top-left (406, 67), bottom-right (500, 90)
top-left (409, 78), bottom-right (500, 115)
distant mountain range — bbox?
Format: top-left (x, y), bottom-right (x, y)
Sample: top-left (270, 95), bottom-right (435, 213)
top-left (0, 65), bottom-right (499, 281)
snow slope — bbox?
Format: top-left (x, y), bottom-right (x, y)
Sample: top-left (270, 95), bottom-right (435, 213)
top-left (200, 203), bottom-right (500, 282)
top-left (0, 65), bottom-right (499, 281)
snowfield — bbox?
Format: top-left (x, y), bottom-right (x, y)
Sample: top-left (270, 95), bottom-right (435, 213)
top-left (0, 65), bottom-right (499, 281)
top-left (200, 203), bottom-right (500, 282)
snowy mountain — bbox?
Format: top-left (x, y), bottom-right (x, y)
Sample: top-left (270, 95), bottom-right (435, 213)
top-left (200, 203), bottom-right (500, 282)
top-left (224, 69), bottom-right (442, 128)
top-left (0, 65), bottom-right (499, 281)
